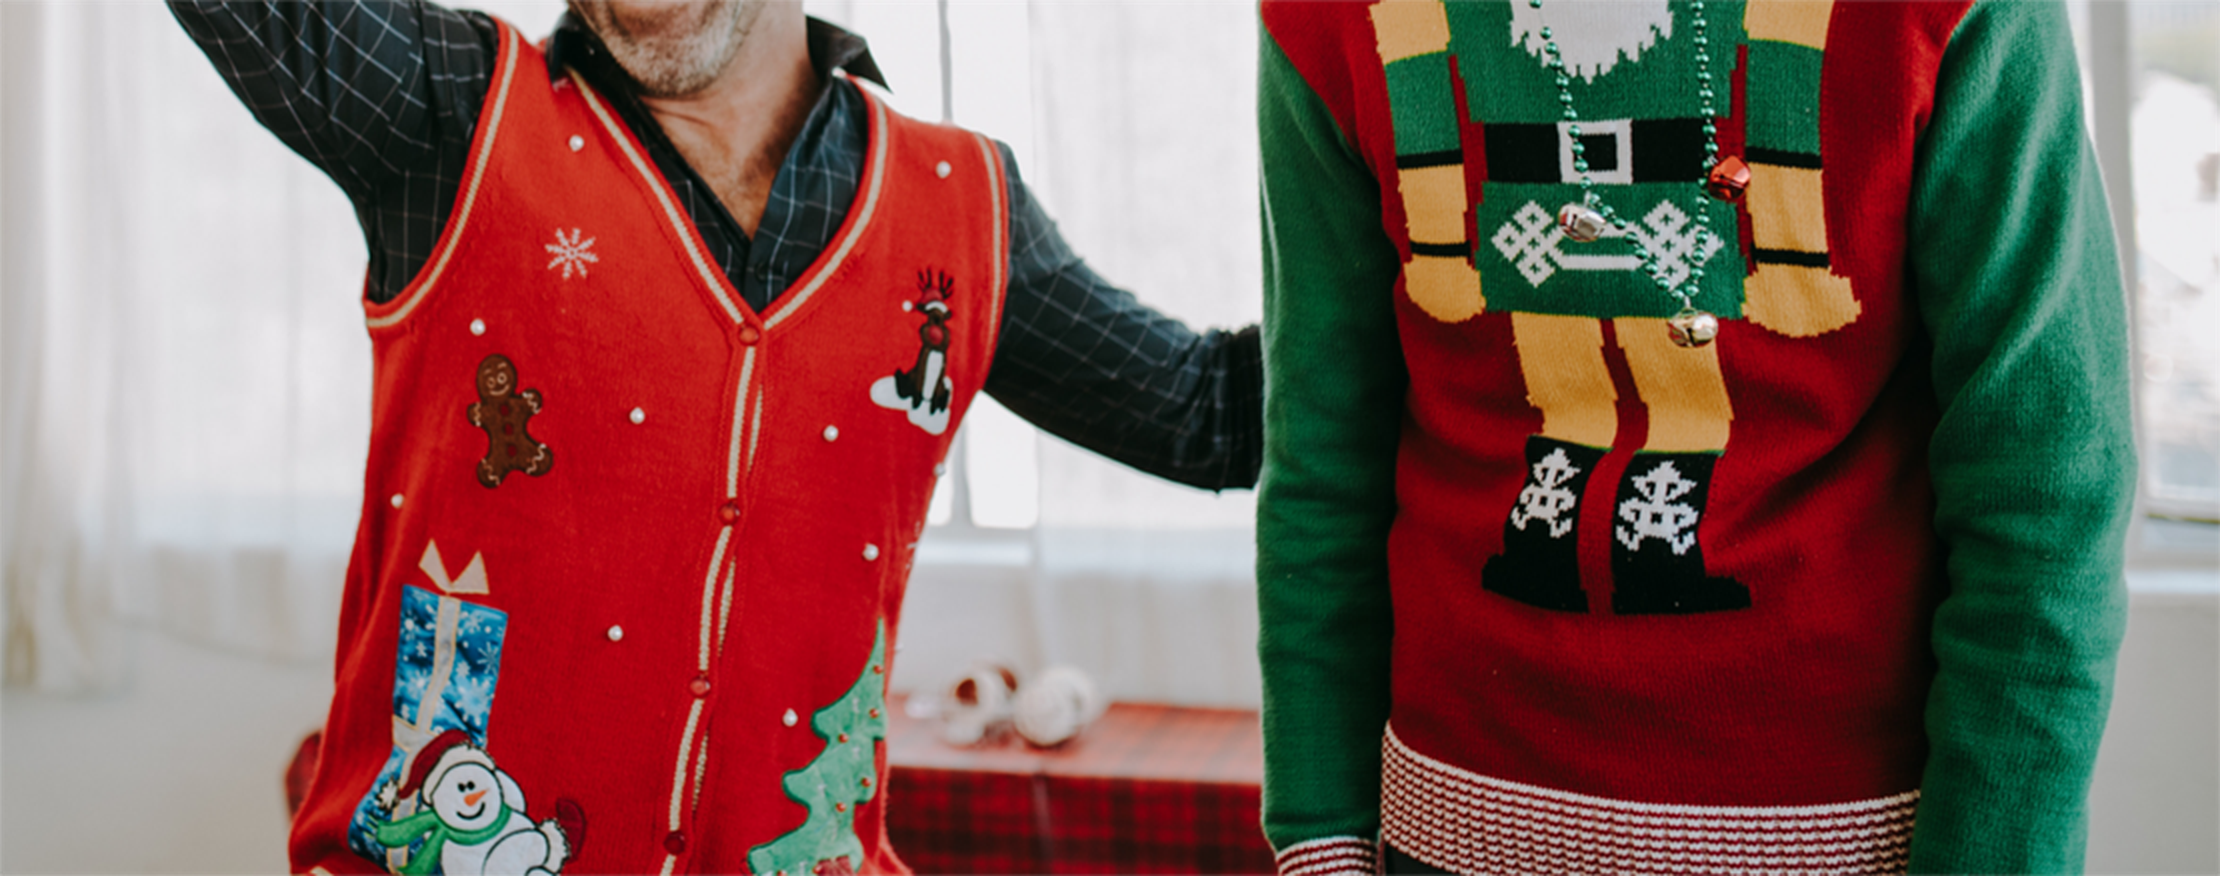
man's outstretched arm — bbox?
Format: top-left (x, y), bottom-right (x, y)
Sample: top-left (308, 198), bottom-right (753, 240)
top-left (985, 144), bottom-right (1264, 492)
top-left (168, 0), bottom-right (494, 298)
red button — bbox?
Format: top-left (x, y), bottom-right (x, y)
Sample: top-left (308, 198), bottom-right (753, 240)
top-left (663, 830), bottom-right (687, 855)
top-left (718, 501), bottom-right (740, 524)
top-left (689, 675), bottom-right (711, 698)
top-left (738, 325), bottom-right (761, 345)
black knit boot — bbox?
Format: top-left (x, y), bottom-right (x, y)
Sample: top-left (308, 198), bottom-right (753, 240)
top-left (1608, 451), bottom-right (1750, 615)
top-left (1482, 436), bottom-right (1604, 613)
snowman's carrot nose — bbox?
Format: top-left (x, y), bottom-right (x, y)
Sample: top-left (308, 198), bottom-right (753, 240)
top-left (465, 789), bottom-right (489, 807)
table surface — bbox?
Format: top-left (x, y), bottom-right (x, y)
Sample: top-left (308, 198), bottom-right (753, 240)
top-left (884, 694), bottom-right (1265, 785)
top-left (882, 694), bottom-right (1275, 874)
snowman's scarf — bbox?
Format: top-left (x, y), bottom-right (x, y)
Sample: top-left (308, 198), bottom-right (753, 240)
top-left (374, 805), bottom-right (514, 875)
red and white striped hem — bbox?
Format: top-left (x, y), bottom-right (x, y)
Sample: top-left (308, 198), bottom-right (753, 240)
top-left (1277, 835), bottom-right (1380, 876)
top-left (1381, 726), bottom-right (1918, 875)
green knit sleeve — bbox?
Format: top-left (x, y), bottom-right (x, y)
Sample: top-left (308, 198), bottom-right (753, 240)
top-left (1256, 22), bottom-right (1407, 863)
top-left (1904, 1), bottom-right (2137, 872)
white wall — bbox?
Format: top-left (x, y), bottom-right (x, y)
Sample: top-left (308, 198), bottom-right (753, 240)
top-left (4, 576), bottom-right (2214, 875)
top-left (2087, 576), bottom-right (2220, 875)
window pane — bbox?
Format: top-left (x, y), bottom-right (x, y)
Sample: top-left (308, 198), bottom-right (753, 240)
top-left (946, 1), bottom-right (1043, 530)
top-left (965, 396), bottom-right (1040, 529)
top-left (818, 1), bottom-right (946, 122)
top-left (2130, 3), bottom-right (2220, 517)
top-left (927, 463), bottom-right (954, 525)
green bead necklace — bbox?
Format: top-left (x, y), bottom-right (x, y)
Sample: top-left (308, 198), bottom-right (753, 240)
top-left (1534, 0), bottom-right (1743, 347)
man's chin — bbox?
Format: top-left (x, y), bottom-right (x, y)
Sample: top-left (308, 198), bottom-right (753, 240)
top-left (572, 0), bottom-right (749, 98)
top-left (612, 45), bottom-right (728, 98)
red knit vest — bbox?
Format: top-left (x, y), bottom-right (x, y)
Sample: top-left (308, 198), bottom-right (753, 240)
top-left (290, 21), bottom-right (1008, 875)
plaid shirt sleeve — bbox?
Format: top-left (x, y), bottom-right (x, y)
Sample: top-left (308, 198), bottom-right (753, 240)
top-left (985, 143), bottom-right (1264, 492)
top-left (167, 0), bottom-right (495, 303)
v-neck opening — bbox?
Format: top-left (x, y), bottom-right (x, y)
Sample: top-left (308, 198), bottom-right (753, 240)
top-left (555, 16), bottom-right (881, 315)
top-left (569, 69), bottom-right (889, 335)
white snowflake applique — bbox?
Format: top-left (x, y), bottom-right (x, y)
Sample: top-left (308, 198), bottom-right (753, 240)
top-left (1615, 460), bottom-right (1702, 555)
top-left (545, 227), bottom-right (600, 280)
top-left (1492, 201), bottom-right (1582, 286)
top-left (1509, 447), bottom-right (1583, 538)
top-left (1622, 200), bottom-right (1725, 290)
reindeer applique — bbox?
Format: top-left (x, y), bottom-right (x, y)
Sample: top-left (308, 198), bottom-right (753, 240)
top-left (869, 270), bottom-right (958, 435)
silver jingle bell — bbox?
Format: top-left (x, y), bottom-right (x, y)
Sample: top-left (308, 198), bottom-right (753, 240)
top-left (1667, 307), bottom-right (1721, 348)
top-left (1555, 203), bottom-right (1609, 243)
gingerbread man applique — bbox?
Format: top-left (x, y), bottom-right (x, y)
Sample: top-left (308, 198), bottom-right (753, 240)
top-left (467, 353), bottom-right (553, 488)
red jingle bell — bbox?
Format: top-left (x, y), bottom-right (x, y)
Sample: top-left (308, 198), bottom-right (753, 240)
top-left (1705, 155), bottom-right (1751, 202)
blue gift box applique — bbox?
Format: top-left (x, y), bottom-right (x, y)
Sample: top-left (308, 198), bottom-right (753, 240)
top-left (348, 584), bottom-right (508, 870)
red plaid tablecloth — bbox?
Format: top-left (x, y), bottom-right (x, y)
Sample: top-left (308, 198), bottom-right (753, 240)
top-left (884, 695), bottom-right (1275, 874)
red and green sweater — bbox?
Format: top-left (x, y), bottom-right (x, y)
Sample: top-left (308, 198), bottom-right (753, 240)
top-left (1256, 1), bottom-right (2135, 873)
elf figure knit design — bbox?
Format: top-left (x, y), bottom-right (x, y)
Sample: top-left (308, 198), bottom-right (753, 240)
top-left (1257, 1), bottom-right (2135, 874)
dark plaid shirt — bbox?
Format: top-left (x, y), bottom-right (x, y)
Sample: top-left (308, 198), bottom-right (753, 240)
top-left (169, 0), bottom-right (1260, 490)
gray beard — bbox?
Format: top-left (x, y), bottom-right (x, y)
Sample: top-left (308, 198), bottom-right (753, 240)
top-left (572, 0), bottom-right (753, 98)
top-left (1509, 0), bottom-right (1676, 83)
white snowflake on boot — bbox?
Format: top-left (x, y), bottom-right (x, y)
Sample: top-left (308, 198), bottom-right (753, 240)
top-left (1615, 461), bottom-right (1701, 555)
top-left (544, 228), bottom-right (599, 280)
top-left (1510, 448), bottom-right (1583, 538)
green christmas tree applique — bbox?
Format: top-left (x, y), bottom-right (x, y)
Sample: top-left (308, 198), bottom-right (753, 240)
top-left (747, 619), bottom-right (890, 876)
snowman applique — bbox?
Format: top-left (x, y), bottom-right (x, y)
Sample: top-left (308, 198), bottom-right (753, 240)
top-left (370, 729), bottom-right (582, 876)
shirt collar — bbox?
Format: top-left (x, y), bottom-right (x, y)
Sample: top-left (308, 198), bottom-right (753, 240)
top-left (546, 13), bottom-right (888, 93)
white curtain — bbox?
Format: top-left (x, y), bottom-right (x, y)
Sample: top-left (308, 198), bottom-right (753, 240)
top-left (3, 0), bottom-right (1264, 705)
top-left (1, 0), bottom-right (566, 690)
top-left (4, 2), bottom-right (124, 689)
top-left (0, 1), bottom-right (143, 690)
